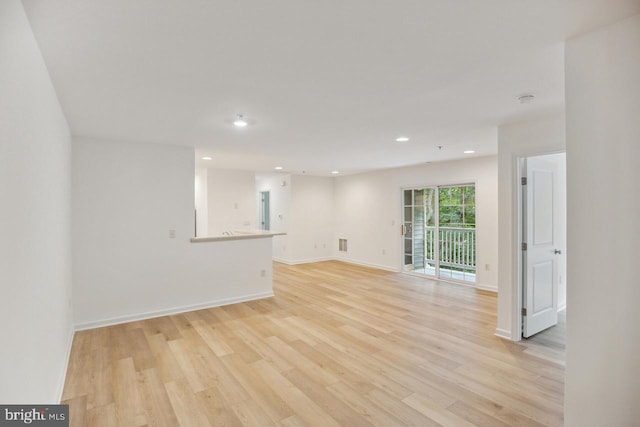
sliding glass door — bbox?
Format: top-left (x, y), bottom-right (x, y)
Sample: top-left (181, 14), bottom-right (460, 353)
top-left (403, 184), bottom-right (476, 283)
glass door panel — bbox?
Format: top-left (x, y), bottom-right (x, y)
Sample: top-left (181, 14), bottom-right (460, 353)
top-left (403, 190), bottom-right (414, 268)
top-left (403, 185), bottom-right (476, 283)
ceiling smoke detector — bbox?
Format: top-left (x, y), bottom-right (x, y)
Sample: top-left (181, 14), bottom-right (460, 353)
top-left (518, 94), bottom-right (535, 104)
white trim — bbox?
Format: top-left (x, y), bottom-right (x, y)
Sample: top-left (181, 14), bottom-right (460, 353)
top-left (515, 154), bottom-right (525, 342)
top-left (476, 283), bottom-right (498, 293)
top-left (495, 328), bottom-right (512, 340)
top-left (56, 327), bottom-right (75, 403)
top-left (74, 291), bottom-right (274, 331)
top-left (400, 182), bottom-right (482, 291)
top-left (275, 256), bottom-right (399, 272)
top-left (275, 257), bottom-right (498, 285)
top-left (558, 304), bottom-right (567, 312)
top-left (272, 256), bottom-right (333, 265)
top-left (336, 258), bottom-right (400, 272)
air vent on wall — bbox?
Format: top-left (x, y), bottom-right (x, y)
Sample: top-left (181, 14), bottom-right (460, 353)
top-left (338, 239), bottom-right (348, 252)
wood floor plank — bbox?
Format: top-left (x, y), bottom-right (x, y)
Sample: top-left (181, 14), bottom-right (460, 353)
top-left (144, 332), bottom-right (184, 384)
top-left (85, 403), bottom-right (119, 427)
top-left (63, 395), bottom-right (87, 427)
top-left (250, 359), bottom-right (342, 427)
top-left (326, 381), bottom-right (407, 427)
top-left (220, 352), bottom-right (295, 424)
top-left (230, 399), bottom-right (277, 427)
top-left (60, 260), bottom-right (565, 426)
top-left (136, 368), bottom-right (180, 427)
top-left (446, 400), bottom-right (512, 427)
top-left (281, 368), bottom-right (377, 427)
top-left (112, 357), bottom-right (147, 427)
top-left (195, 386), bottom-right (244, 427)
top-left (164, 380), bottom-right (212, 427)
top-left (403, 392), bottom-right (477, 427)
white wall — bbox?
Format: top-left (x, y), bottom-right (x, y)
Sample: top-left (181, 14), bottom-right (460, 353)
top-left (289, 175), bottom-right (334, 263)
top-left (72, 138), bottom-right (273, 328)
top-left (333, 156), bottom-right (499, 290)
top-left (0, 0), bottom-right (74, 403)
top-left (256, 173), bottom-right (291, 260)
top-left (194, 168), bottom-right (208, 237)
top-left (255, 174), bottom-right (333, 264)
top-left (206, 169), bottom-right (256, 235)
top-left (565, 14), bottom-right (640, 426)
top-left (496, 113), bottom-right (566, 338)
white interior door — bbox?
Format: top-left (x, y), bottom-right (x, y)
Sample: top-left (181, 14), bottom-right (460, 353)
top-left (523, 157), bottom-right (560, 338)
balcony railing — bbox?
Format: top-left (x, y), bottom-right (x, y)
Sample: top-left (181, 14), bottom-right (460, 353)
top-left (425, 226), bottom-right (476, 277)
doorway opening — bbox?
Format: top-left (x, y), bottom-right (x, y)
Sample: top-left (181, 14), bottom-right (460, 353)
top-left (518, 152), bottom-right (566, 342)
top-left (402, 184), bottom-right (477, 284)
top-left (259, 191), bottom-right (270, 231)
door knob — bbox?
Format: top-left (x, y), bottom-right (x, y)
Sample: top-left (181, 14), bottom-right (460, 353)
top-left (554, 249), bottom-right (562, 254)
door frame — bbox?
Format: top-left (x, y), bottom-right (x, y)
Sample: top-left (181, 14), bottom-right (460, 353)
top-left (514, 150), bottom-right (565, 341)
top-left (400, 180), bottom-right (478, 286)
top-left (259, 190), bottom-right (270, 231)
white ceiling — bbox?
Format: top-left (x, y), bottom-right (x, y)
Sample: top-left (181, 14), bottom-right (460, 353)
top-left (22, 0), bottom-right (640, 175)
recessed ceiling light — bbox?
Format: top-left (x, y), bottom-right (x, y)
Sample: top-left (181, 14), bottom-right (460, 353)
top-left (331, 171), bottom-right (340, 175)
top-left (517, 94), bottom-right (535, 104)
top-left (396, 137), bottom-right (409, 142)
top-left (201, 156), bottom-right (212, 160)
top-left (463, 150), bottom-right (475, 154)
top-left (274, 166), bottom-right (283, 170)
top-left (233, 114), bottom-right (248, 127)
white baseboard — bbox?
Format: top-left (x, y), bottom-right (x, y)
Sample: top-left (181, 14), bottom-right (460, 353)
top-left (272, 256), bottom-right (333, 265)
top-left (494, 328), bottom-right (512, 340)
top-left (274, 257), bottom-right (497, 292)
top-left (476, 283), bottom-right (498, 293)
top-left (74, 291), bottom-right (275, 331)
top-left (274, 255), bottom-right (399, 272)
top-left (335, 258), bottom-right (400, 272)
top-left (56, 327), bottom-right (75, 403)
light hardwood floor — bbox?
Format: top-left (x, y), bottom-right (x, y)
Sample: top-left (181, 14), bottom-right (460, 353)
top-left (62, 261), bottom-right (564, 426)
top-left (523, 310), bottom-right (566, 365)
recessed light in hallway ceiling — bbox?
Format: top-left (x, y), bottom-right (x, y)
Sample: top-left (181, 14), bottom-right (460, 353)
top-left (233, 114), bottom-right (248, 127)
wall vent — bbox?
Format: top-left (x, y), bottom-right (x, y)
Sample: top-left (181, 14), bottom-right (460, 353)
top-left (338, 239), bottom-right (348, 252)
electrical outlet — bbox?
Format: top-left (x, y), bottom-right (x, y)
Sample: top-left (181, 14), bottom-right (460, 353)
top-left (169, 229), bottom-right (176, 239)
top-left (485, 263), bottom-right (490, 271)
top-left (382, 249), bottom-right (386, 255)
top-left (260, 269), bottom-right (266, 277)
